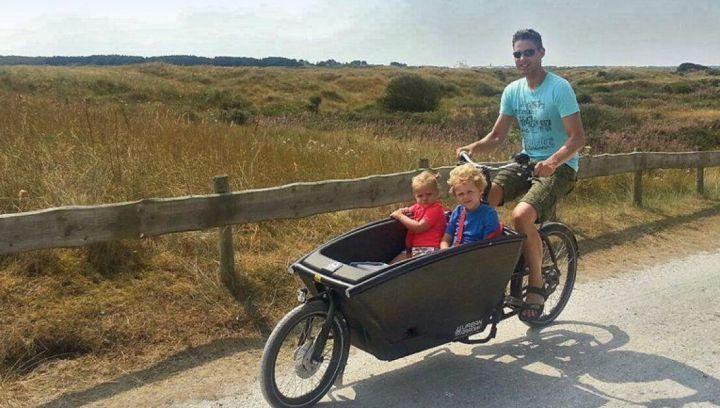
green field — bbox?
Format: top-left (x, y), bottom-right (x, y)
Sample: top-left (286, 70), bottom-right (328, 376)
top-left (1, 64), bottom-right (719, 404)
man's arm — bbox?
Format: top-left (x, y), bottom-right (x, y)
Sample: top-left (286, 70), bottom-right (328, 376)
top-left (534, 112), bottom-right (586, 177)
top-left (456, 114), bottom-right (515, 158)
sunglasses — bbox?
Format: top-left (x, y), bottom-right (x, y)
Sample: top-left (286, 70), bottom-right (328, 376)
top-left (513, 48), bottom-right (538, 59)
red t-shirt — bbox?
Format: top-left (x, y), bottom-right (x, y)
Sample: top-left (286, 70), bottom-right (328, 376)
top-left (405, 201), bottom-right (447, 249)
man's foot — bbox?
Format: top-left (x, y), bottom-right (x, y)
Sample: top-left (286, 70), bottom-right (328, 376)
top-left (520, 286), bottom-right (546, 322)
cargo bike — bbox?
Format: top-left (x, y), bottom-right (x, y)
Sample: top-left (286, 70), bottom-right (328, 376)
top-left (259, 153), bottom-right (579, 408)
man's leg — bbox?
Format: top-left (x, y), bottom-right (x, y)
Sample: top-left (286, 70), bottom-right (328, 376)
top-left (486, 182), bottom-right (504, 207)
top-left (512, 202), bottom-right (544, 318)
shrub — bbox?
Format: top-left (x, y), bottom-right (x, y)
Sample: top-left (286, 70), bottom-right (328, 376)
top-left (581, 104), bottom-right (639, 132)
top-left (217, 108), bottom-right (249, 124)
top-left (202, 89), bottom-right (250, 110)
top-left (577, 93), bottom-right (593, 104)
top-left (320, 90), bottom-right (344, 101)
top-left (475, 82), bottom-right (501, 97)
top-left (307, 95), bottom-right (322, 113)
top-left (662, 83), bottom-right (694, 94)
top-left (381, 75), bottom-right (442, 112)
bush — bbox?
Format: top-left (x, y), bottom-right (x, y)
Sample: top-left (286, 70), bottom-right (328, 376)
top-left (381, 75), bottom-right (442, 112)
top-left (581, 104), bottom-right (639, 132)
top-left (306, 95), bottom-right (322, 113)
top-left (320, 90), bottom-right (344, 101)
top-left (475, 82), bottom-right (501, 97)
top-left (662, 83), bottom-right (694, 94)
top-left (577, 93), bottom-right (593, 104)
top-left (217, 108), bottom-right (249, 124)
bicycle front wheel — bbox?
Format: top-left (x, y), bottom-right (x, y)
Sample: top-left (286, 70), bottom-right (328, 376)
top-left (260, 300), bottom-right (350, 408)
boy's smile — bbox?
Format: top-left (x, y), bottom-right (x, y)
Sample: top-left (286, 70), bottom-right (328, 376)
top-left (452, 181), bottom-right (482, 211)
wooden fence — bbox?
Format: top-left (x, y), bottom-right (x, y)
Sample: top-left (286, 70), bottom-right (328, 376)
top-left (1, 150), bottom-right (719, 294)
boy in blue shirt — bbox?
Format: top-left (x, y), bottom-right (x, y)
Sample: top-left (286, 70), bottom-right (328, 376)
top-left (456, 29), bottom-right (586, 321)
top-left (440, 164), bottom-right (502, 249)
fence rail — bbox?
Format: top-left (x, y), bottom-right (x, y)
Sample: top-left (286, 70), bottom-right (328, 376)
top-left (2, 151), bottom-right (719, 256)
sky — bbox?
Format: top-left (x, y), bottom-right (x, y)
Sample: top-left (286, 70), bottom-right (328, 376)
top-left (1, 0), bottom-right (719, 67)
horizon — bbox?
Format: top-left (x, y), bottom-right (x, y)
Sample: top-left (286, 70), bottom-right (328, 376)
top-left (1, 54), bottom-right (717, 70)
top-left (2, 0), bottom-right (719, 67)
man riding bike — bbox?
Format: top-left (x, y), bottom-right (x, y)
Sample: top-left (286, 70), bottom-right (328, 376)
top-left (456, 28), bottom-right (586, 321)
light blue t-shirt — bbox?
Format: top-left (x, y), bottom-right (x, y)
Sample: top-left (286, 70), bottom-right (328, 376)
top-left (500, 72), bottom-right (580, 171)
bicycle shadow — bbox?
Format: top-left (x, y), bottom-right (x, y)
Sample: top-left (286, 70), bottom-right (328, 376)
top-left (324, 321), bottom-right (720, 407)
top-left (37, 336), bottom-right (263, 408)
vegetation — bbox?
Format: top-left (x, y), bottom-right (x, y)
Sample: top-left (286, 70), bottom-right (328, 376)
top-left (0, 63), bottom-right (719, 405)
top-left (381, 74), bottom-right (443, 112)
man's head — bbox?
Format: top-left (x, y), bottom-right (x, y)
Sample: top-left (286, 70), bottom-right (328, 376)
top-left (511, 29), bottom-right (545, 76)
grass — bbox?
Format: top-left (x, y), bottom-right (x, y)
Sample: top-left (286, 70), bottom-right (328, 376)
top-left (0, 64), bottom-right (719, 405)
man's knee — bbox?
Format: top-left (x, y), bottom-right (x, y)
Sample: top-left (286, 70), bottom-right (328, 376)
top-left (511, 203), bottom-right (537, 229)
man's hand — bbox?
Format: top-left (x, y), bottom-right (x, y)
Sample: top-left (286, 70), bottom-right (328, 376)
top-left (455, 146), bottom-right (471, 160)
top-left (533, 160), bottom-right (558, 177)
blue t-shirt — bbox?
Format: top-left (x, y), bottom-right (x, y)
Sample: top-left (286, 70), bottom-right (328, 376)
top-left (445, 204), bottom-right (500, 245)
top-left (500, 72), bottom-right (580, 171)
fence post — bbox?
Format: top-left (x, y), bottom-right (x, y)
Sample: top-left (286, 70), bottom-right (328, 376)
top-left (633, 149), bottom-right (643, 207)
top-left (213, 175), bottom-right (240, 298)
top-left (418, 158), bottom-right (430, 169)
top-left (695, 147), bottom-right (705, 195)
top-left (696, 167), bottom-right (705, 195)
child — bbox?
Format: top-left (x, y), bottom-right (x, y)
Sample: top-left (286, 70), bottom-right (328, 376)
top-left (440, 164), bottom-right (502, 249)
top-left (390, 171), bottom-right (447, 263)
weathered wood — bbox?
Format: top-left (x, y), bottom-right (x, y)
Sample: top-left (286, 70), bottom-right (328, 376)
top-left (697, 167), bottom-right (705, 195)
top-left (1, 151), bottom-right (720, 255)
top-left (214, 175), bottom-right (240, 298)
top-left (577, 152), bottom-right (641, 178)
top-left (633, 170), bottom-right (643, 207)
top-left (0, 169), bottom-right (428, 254)
top-left (633, 149), bottom-right (644, 207)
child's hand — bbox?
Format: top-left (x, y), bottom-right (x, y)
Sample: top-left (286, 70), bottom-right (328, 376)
top-left (390, 209), bottom-right (406, 219)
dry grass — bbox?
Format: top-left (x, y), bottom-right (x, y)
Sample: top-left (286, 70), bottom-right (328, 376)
top-left (0, 64), bottom-right (719, 405)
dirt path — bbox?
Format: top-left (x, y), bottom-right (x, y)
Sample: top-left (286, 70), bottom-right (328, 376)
top-left (25, 210), bottom-right (720, 408)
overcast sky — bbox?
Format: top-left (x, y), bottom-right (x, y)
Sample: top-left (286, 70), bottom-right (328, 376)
top-left (1, 0), bottom-right (719, 67)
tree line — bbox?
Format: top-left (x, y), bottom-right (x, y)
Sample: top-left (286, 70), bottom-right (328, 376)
top-left (0, 54), bottom-right (406, 68)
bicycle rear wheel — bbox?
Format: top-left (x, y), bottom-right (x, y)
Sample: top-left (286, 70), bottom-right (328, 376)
top-left (514, 222), bottom-right (578, 328)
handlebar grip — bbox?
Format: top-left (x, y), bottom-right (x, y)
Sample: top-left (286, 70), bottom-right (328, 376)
top-left (458, 151), bottom-right (472, 164)
top-left (514, 153), bottom-right (530, 165)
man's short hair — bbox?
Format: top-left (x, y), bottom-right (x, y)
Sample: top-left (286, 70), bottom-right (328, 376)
top-left (512, 29), bottom-right (543, 49)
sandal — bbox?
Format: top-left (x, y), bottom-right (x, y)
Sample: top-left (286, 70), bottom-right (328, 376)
top-left (519, 286), bottom-right (547, 322)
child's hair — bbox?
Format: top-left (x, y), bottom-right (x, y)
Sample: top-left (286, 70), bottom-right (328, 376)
top-left (447, 163), bottom-right (487, 195)
top-left (411, 170), bottom-right (440, 192)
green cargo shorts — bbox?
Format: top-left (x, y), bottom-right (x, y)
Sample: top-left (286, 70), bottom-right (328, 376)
top-left (492, 163), bottom-right (577, 222)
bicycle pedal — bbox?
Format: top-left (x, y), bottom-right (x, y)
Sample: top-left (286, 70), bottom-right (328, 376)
top-left (504, 295), bottom-right (522, 308)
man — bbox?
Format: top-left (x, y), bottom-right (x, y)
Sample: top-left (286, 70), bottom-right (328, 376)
top-left (456, 28), bottom-right (585, 321)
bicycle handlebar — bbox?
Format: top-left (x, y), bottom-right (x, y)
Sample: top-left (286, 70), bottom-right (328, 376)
top-left (458, 151), bottom-right (534, 177)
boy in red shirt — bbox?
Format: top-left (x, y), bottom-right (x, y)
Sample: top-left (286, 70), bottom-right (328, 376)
top-left (390, 171), bottom-right (447, 263)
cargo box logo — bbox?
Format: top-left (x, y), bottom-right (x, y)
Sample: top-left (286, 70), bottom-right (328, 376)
top-left (454, 319), bottom-right (485, 337)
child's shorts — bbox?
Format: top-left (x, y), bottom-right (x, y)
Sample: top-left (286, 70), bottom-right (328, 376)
top-left (406, 246), bottom-right (438, 257)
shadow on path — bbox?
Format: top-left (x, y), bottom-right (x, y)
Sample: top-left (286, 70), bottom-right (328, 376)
top-left (324, 321), bottom-right (719, 407)
top-left (39, 336), bottom-right (263, 408)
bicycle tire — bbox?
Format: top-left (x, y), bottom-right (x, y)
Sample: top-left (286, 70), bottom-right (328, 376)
top-left (259, 300), bottom-right (350, 408)
top-left (513, 222), bottom-right (578, 328)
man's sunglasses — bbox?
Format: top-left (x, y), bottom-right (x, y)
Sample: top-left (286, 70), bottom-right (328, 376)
top-left (513, 48), bottom-right (538, 59)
